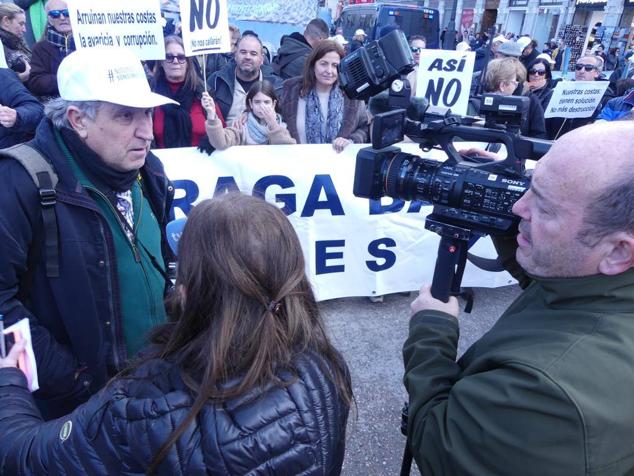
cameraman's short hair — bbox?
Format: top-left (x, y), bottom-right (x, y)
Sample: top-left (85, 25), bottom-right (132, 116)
top-left (305, 18), bottom-right (329, 41)
top-left (578, 170), bottom-right (634, 245)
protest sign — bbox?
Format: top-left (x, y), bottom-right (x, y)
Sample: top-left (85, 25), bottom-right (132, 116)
top-left (415, 50), bottom-right (475, 115)
top-left (154, 144), bottom-right (515, 301)
top-left (68, 0), bottom-right (164, 60)
top-left (0, 48), bottom-right (7, 69)
top-left (180, 0), bottom-right (230, 56)
top-left (544, 80), bottom-right (610, 118)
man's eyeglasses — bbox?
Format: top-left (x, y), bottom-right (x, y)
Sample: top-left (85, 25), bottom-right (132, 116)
top-left (575, 63), bottom-right (596, 72)
top-left (48, 9), bottom-right (69, 18)
top-left (410, 47), bottom-right (422, 53)
top-left (528, 69), bottom-right (546, 76)
top-left (165, 54), bottom-right (186, 64)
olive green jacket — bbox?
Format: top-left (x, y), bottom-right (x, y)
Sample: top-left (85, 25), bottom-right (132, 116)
top-left (403, 269), bottom-right (634, 475)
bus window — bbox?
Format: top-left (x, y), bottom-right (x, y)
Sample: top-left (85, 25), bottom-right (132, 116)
top-left (378, 9), bottom-right (439, 47)
top-left (340, 10), bottom-right (377, 39)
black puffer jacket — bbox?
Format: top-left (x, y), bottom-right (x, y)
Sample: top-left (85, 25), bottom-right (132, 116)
top-left (0, 352), bottom-right (349, 475)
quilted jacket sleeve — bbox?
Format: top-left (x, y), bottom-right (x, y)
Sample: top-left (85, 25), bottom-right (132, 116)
top-left (0, 368), bottom-right (126, 475)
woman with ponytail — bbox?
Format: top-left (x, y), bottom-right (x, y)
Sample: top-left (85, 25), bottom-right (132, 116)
top-left (0, 193), bottom-right (353, 475)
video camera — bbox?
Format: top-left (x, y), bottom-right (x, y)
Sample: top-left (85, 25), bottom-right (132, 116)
top-left (339, 29), bottom-right (552, 303)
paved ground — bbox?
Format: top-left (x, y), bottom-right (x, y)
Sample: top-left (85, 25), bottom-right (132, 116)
top-left (319, 285), bottom-right (522, 476)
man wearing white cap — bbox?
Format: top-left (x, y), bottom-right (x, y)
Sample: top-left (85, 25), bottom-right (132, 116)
top-left (351, 28), bottom-right (366, 52)
top-left (0, 47), bottom-right (177, 420)
top-left (517, 36), bottom-right (538, 69)
top-left (474, 34), bottom-right (506, 74)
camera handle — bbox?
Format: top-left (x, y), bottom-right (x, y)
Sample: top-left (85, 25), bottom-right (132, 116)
top-left (425, 216), bottom-right (477, 305)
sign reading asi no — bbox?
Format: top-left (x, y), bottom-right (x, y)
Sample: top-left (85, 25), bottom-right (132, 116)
top-left (415, 50), bottom-right (475, 115)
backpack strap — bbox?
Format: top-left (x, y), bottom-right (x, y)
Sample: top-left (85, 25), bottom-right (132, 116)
top-left (0, 144), bottom-right (60, 278)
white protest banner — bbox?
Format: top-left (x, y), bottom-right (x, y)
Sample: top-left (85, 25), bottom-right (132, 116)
top-left (68, 0), bottom-right (165, 60)
top-left (180, 0), bottom-right (230, 57)
top-left (415, 50), bottom-right (475, 115)
top-left (154, 144), bottom-right (515, 301)
top-left (544, 80), bottom-right (610, 119)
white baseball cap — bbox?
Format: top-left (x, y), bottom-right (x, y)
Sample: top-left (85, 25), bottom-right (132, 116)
top-left (355, 29), bottom-right (366, 37)
top-left (331, 34), bottom-right (349, 46)
top-left (517, 36), bottom-right (532, 51)
top-left (57, 47), bottom-right (178, 108)
top-left (536, 53), bottom-right (555, 65)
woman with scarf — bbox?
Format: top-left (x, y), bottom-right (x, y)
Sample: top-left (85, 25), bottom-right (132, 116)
top-left (279, 39), bottom-right (369, 153)
top-left (151, 35), bottom-right (224, 149)
top-left (201, 80), bottom-right (295, 149)
top-left (0, 3), bottom-right (31, 82)
top-left (27, 0), bottom-right (74, 99)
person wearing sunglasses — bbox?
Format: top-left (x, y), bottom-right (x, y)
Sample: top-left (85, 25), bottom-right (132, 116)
top-left (406, 35), bottom-right (426, 94)
top-left (151, 35), bottom-right (224, 149)
top-left (483, 57), bottom-right (547, 139)
top-left (547, 54), bottom-right (616, 139)
top-left (526, 57), bottom-right (555, 111)
top-left (26, 0), bottom-right (74, 100)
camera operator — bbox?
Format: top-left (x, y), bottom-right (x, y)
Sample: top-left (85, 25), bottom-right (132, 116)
top-left (403, 121), bottom-right (634, 474)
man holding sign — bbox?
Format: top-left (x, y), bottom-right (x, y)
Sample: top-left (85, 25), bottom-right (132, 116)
top-left (545, 55), bottom-right (615, 139)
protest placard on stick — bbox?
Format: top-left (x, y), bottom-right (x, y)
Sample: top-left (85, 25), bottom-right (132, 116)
top-left (68, 0), bottom-right (165, 60)
top-left (544, 80), bottom-right (610, 119)
top-left (415, 50), bottom-right (475, 115)
top-left (180, 0), bottom-right (230, 57)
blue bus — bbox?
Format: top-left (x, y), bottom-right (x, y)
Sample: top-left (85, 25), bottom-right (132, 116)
top-left (338, 3), bottom-right (440, 49)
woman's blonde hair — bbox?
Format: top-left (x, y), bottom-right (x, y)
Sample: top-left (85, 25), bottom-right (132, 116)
top-left (484, 57), bottom-right (527, 93)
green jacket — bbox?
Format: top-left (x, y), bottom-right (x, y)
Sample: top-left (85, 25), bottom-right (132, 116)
top-left (403, 270), bottom-right (634, 475)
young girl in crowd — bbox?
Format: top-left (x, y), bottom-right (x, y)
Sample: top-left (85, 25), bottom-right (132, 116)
top-left (0, 193), bottom-right (353, 475)
top-left (279, 39), bottom-right (369, 153)
top-left (201, 80), bottom-right (295, 149)
top-left (151, 35), bottom-right (224, 149)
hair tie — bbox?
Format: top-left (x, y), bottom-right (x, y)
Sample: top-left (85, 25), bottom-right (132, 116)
top-left (267, 299), bottom-right (281, 314)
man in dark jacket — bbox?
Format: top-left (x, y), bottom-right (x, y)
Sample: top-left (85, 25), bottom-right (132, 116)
top-left (0, 68), bottom-right (43, 147)
top-left (0, 46), bottom-right (176, 420)
top-left (272, 18), bottom-right (329, 80)
top-left (208, 33), bottom-right (283, 124)
top-left (403, 122), bottom-right (634, 474)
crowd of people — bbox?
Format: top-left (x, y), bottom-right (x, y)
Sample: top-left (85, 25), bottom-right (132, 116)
top-left (0, 0), bottom-right (633, 474)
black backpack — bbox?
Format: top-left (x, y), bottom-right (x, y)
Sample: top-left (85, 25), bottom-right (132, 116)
top-left (0, 143), bottom-right (59, 278)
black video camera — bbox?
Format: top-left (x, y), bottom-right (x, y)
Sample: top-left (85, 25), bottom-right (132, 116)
top-left (339, 32), bottom-right (552, 302)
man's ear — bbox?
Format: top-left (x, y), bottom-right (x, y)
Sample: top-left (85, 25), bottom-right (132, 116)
top-left (66, 106), bottom-right (89, 139)
top-left (598, 232), bottom-right (634, 276)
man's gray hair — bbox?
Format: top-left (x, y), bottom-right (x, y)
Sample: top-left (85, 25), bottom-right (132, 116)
top-left (44, 97), bottom-right (101, 129)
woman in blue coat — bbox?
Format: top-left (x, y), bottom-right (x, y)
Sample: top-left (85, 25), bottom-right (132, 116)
top-left (0, 193), bottom-right (353, 475)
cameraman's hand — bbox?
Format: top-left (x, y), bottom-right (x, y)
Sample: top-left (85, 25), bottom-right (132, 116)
top-left (459, 147), bottom-right (502, 161)
top-left (411, 284), bottom-right (459, 318)
top-left (0, 338), bottom-right (26, 369)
